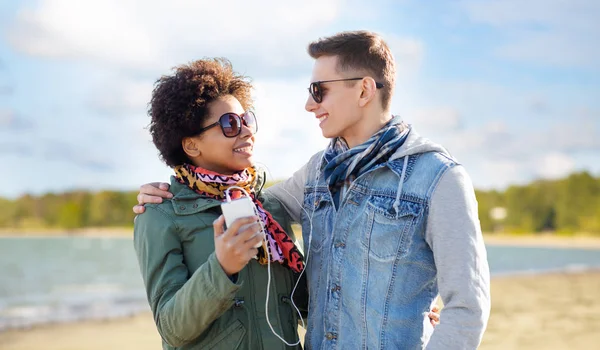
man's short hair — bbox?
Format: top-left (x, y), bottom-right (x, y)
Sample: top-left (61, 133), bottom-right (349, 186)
top-left (308, 31), bottom-right (396, 110)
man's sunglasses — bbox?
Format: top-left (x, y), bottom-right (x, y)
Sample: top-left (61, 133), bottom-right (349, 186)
top-left (196, 111), bottom-right (258, 138)
top-left (308, 77), bottom-right (384, 103)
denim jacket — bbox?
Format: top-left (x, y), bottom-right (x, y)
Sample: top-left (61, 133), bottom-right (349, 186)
top-left (267, 128), bottom-right (490, 349)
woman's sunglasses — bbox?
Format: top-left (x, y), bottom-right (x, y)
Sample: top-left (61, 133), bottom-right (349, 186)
top-left (196, 111), bottom-right (258, 138)
top-left (308, 77), bottom-right (384, 103)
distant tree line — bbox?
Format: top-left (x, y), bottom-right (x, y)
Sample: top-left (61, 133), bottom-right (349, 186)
top-left (476, 172), bottom-right (600, 235)
top-left (0, 190), bottom-right (139, 230)
top-left (0, 173), bottom-right (599, 234)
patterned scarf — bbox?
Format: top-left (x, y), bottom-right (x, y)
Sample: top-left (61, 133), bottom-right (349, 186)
top-left (323, 116), bottom-right (410, 195)
top-left (174, 164), bottom-right (304, 273)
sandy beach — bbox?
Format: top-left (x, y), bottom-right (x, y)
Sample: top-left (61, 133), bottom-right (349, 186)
top-left (1, 270), bottom-right (598, 349)
top-left (483, 233), bottom-right (600, 249)
top-left (479, 270), bottom-right (600, 349)
top-left (0, 227), bottom-right (133, 237)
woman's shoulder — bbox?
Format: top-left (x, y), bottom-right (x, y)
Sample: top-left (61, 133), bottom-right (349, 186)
top-left (134, 198), bottom-right (221, 244)
top-left (134, 200), bottom-right (178, 228)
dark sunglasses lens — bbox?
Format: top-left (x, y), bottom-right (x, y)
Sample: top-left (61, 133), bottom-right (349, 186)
top-left (242, 111), bottom-right (258, 133)
top-left (310, 83), bottom-right (322, 102)
top-left (220, 114), bottom-right (240, 137)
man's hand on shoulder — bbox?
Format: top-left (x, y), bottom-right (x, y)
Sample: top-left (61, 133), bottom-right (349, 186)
top-left (132, 182), bottom-right (172, 214)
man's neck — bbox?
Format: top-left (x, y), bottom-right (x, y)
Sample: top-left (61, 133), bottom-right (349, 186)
top-left (344, 110), bottom-right (392, 148)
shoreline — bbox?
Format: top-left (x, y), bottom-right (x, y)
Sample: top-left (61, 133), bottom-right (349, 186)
top-left (0, 227), bottom-right (133, 238)
top-left (3, 230), bottom-right (600, 249)
top-left (483, 233), bottom-right (600, 249)
top-left (2, 271), bottom-right (599, 349)
top-left (1, 266), bottom-right (599, 335)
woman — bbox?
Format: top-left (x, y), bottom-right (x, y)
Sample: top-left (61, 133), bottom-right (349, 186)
top-left (133, 58), bottom-right (306, 349)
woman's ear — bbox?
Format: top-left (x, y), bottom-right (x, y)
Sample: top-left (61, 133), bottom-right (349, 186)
top-left (182, 136), bottom-right (201, 158)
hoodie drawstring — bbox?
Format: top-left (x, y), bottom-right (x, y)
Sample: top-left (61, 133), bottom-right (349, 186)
top-left (393, 156), bottom-right (409, 213)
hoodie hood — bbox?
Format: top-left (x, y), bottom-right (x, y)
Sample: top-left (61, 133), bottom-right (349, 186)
top-left (386, 126), bottom-right (455, 214)
top-left (389, 126), bottom-right (452, 161)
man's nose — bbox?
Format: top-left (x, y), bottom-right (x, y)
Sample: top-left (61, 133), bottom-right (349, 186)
top-left (305, 94), bottom-right (318, 112)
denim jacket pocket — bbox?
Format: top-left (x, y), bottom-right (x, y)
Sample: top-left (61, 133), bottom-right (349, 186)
top-left (364, 196), bottom-right (422, 261)
top-left (302, 189), bottom-right (330, 253)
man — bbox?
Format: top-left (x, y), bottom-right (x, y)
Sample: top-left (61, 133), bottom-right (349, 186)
top-left (135, 31), bottom-right (490, 349)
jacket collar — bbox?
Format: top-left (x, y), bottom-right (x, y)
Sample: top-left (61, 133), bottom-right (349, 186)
top-left (169, 176), bottom-right (221, 215)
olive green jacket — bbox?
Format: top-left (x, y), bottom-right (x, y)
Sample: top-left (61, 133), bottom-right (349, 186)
top-left (133, 175), bottom-right (306, 349)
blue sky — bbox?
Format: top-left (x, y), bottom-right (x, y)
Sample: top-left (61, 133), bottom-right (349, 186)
top-left (0, 0), bottom-right (599, 198)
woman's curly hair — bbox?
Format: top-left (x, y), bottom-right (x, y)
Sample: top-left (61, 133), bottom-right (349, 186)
top-left (148, 58), bottom-right (253, 167)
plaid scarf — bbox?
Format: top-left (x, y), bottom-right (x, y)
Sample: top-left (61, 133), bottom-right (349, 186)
top-left (323, 116), bottom-right (410, 195)
top-left (174, 164), bottom-right (304, 273)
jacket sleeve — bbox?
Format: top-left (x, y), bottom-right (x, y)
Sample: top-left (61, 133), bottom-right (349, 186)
top-left (425, 165), bottom-right (491, 350)
top-left (264, 151), bottom-right (323, 224)
top-left (133, 205), bottom-right (241, 347)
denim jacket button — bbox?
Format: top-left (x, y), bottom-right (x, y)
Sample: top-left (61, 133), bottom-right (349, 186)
top-left (325, 332), bottom-right (337, 340)
top-left (179, 205), bottom-right (186, 210)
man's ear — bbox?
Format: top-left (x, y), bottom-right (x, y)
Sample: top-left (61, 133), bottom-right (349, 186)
top-left (182, 136), bottom-right (201, 158)
top-left (358, 77), bottom-right (378, 107)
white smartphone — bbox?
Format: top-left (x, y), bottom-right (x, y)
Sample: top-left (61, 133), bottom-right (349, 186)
top-left (221, 197), bottom-right (263, 248)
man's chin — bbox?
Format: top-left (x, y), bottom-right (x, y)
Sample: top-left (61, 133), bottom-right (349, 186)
top-left (320, 127), bottom-right (337, 139)
top-left (322, 132), bottom-right (343, 141)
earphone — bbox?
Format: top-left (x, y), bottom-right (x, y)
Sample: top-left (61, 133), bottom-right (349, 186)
top-left (220, 157), bottom-right (323, 346)
top-left (254, 155), bottom-right (324, 345)
top-left (222, 185), bottom-right (308, 346)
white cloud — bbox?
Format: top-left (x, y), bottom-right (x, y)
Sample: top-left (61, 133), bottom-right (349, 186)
top-left (7, 0), bottom-right (344, 71)
top-left (529, 117), bottom-right (600, 153)
top-left (0, 86), bottom-right (13, 95)
top-left (429, 113), bottom-right (599, 189)
top-left (462, 0), bottom-right (599, 28)
top-left (528, 95), bottom-right (549, 114)
top-left (421, 119), bottom-right (514, 162)
top-left (8, 1), bottom-right (160, 68)
top-left (5, 0), bottom-right (597, 197)
top-left (483, 121), bottom-right (508, 133)
top-left (3, 0), bottom-right (431, 194)
top-left (461, 0), bottom-right (600, 68)
top-left (0, 137), bottom-right (115, 173)
top-left (0, 142), bottom-right (33, 157)
top-left (89, 79), bottom-right (153, 115)
top-left (477, 159), bottom-right (523, 189)
top-left (410, 107), bottom-right (461, 130)
top-left (496, 32), bottom-right (599, 68)
top-left (386, 35), bottom-right (425, 78)
top-left (396, 80), bottom-right (515, 119)
top-left (535, 152), bottom-right (576, 179)
top-left (0, 110), bottom-right (34, 130)
top-left (252, 78), bottom-right (329, 179)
